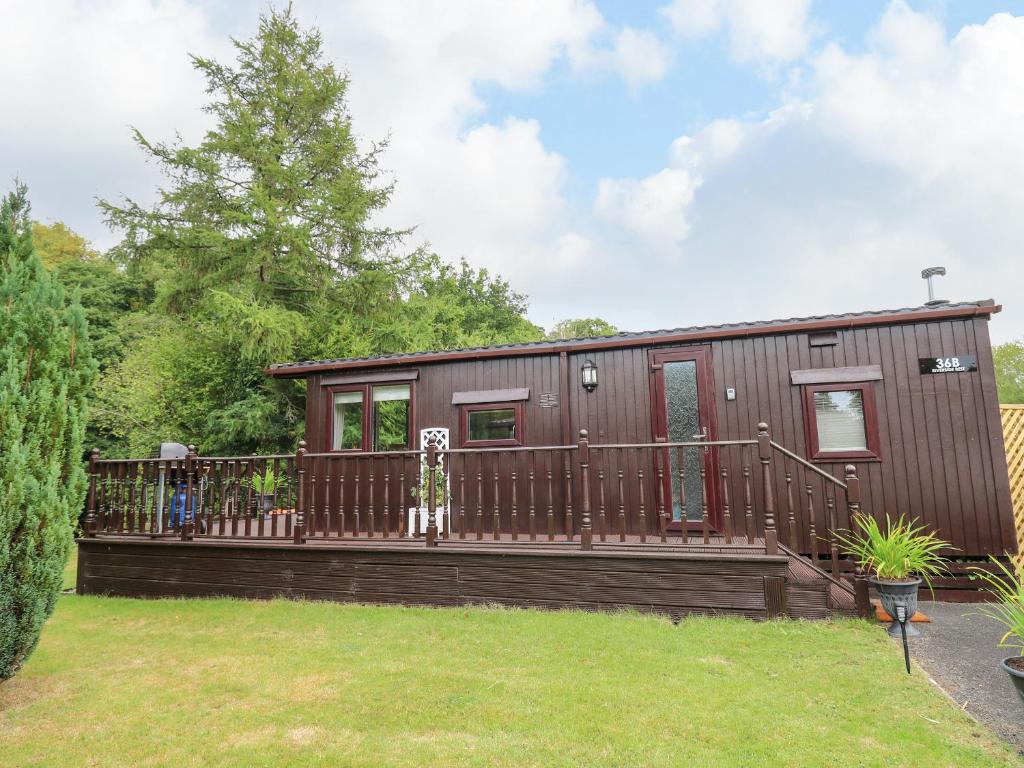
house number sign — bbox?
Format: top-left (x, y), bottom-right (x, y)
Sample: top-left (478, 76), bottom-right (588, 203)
top-left (918, 355), bottom-right (978, 374)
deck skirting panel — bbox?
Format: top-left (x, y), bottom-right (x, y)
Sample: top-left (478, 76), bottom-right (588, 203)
top-left (77, 539), bottom-right (791, 620)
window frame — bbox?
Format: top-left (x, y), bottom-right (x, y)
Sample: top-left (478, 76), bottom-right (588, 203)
top-left (324, 382), bottom-right (415, 453)
top-left (801, 381), bottom-right (881, 462)
top-left (459, 401), bottom-right (525, 448)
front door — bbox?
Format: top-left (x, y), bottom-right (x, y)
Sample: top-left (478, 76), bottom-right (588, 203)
top-left (650, 348), bottom-right (719, 530)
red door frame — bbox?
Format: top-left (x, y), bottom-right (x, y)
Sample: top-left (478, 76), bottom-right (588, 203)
top-left (648, 347), bottom-right (722, 532)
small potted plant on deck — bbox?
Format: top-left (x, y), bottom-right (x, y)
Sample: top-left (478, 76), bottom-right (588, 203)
top-left (407, 468), bottom-right (446, 537)
top-left (835, 514), bottom-right (950, 637)
top-left (970, 558), bottom-right (1024, 706)
top-left (245, 468), bottom-right (286, 518)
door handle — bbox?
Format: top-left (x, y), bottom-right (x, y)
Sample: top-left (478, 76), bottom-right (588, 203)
top-left (691, 426), bottom-right (708, 441)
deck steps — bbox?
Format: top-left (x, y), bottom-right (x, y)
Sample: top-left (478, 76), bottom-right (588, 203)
top-left (782, 547), bottom-right (858, 619)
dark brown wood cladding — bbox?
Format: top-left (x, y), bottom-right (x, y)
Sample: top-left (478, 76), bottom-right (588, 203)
top-left (77, 539), bottom-right (792, 620)
top-left (302, 315), bottom-right (1016, 559)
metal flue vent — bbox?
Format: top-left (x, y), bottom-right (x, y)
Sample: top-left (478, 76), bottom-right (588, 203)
top-left (921, 266), bottom-right (949, 306)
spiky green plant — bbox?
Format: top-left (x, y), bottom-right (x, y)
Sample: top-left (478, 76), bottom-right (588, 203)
top-left (970, 558), bottom-right (1024, 656)
top-left (833, 514), bottom-right (951, 588)
top-left (245, 468), bottom-right (285, 496)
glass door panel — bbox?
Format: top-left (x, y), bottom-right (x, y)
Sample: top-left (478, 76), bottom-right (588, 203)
top-left (663, 361), bottom-right (704, 522)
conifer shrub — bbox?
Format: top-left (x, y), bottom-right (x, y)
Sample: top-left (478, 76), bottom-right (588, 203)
top-left (0, 184), bottom-right (95, 679)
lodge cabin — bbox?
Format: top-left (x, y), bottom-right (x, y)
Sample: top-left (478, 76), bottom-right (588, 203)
top-left (77, 300), bottom-right (1018, 616)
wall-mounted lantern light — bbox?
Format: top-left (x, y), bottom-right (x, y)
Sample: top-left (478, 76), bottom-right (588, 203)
top-left (581, 359), bottom-right (598, 392)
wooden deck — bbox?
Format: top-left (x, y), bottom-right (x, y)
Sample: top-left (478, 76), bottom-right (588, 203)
top-left (76, 536), bottom-right (855, 621)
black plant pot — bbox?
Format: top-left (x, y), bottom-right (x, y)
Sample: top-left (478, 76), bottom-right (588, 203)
top-left (871, 576), bottom-right (922, 638)
top-left (1002, 657), bottom-right (1024, 706)
top-left (258, 494), bottom-right (275, 517)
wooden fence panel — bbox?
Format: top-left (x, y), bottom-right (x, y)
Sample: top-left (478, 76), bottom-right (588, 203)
top-left (1000, 405), bottom-right (1024, 569)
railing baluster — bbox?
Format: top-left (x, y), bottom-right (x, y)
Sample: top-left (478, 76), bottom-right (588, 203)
top-left (826, 487), bottom-right (838, 578)
top-left (579, 430), bottom-right (592, 551)
top-left (126, 462), bottom-right (137, 533)
top-left (353, 458), bottom-right (361, 537)
top-left (339, 460), bottom-right (348, 538)
top-left (806, 482), bottom-right (819, 565)
top-left (511, 463), bottom-right (519, 542)
top-left (676, 446), bottom-right (687, 544)
top-left (243, 459), bottom-right (254, 538)
top-left (476, 454), bottom-right (484, 541)
top-left (742, 450), bottom-right (753, 543)
top-left (756, 423), bottom-right (778, 555)
top-left (597, 466), bottom-right (607, 543)
top-left (492, 460), bottom-right (500, 541)
top-left (181, 447), bottom-right (196, 541)
top-left (845, 465), bottom-right (871, 618)
top-left (656, 450), bottom-right (667, 543)
top-left (97, 464), bottom-right (108, 533)
top-left (637, 451), bottom-right (646, 545)
top-left (143, 460), bottom-right (154, 537)
top-left (383, 461), bottom-right (391, 539)
top-left (270, 457), bottom-right (280, 538)
top-left (425, 437), bottom-right (439, 547)
top-left (368, 466), bottom-right (375, 538)
top-left (546, 454), bottom-right (554, 541)
top-left (617, 468), bottom-right (626, 542)
top-left (293, 441), bottom-right (307, 544)
top-left (85, 448), bottom-right (99, 537)
top-left (564, 460), bottom-right (574, 542)
top-left (785, 469), bottom-right (795, 549)
top-left (528, 453), bottom-right (536, 541)
top-left (442, 455), bottom-right (451, 540)
top-left (720, 465), bottom-right (732, 545)
top-left (699, 465), bottom-right (709, 544)
top-left (458, 459), bottom-right (467, 540)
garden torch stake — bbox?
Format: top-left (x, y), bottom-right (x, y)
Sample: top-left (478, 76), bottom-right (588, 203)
top-left (897, 606), bottom-right (911, 674)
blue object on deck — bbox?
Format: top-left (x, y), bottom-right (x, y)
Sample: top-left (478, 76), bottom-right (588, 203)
top-left (168, 482), bottom-right (195, 528)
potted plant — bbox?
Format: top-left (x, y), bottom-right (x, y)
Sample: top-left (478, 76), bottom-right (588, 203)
top-left (835, 514), bottom-right (950, 637)
top-left (970, 558), bottom-right (1024, 705)
top-left (245, 468), bottom-right (286, 517)
top-left (407, 468), bottom-right (446, 536)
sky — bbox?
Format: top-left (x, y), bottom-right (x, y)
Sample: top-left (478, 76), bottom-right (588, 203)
top-left (3, 0), bottom-right (1023, 342)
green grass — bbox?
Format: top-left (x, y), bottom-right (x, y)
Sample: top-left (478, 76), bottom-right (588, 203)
top-left (61, 545), bottom-right (77, 591)
top-left (1, 597), bottom-right (1020, 768)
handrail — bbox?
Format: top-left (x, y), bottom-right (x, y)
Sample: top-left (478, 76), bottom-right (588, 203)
top-left (590, 439), bottom-right (757, 450)
top-left (769, 441), bottom-right (847, 489)
top-left (303, 449), bottom-right (424, 459)
top-left (442, 444), bottom-right (576, 455)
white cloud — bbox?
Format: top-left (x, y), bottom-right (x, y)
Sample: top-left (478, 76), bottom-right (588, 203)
top-left (586, 2), bottom-right (1024, 341)
top-left (0, 0), bottom-right (664, 319)
top-left (595, 168), bottom-right (699, 248)
top-left (660, 0), bottom-right (814, 65)
top-left (583, 26), bottom-right (673, 90)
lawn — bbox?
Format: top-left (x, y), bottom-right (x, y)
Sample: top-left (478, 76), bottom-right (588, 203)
top-left (1, 596), bottom-right (1020, 768)
top-left (62, 546), bottom-right (77, 591)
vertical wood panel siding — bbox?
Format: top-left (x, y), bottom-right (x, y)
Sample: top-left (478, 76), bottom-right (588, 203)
top-left (302, 316), bottom-right (1015, 557)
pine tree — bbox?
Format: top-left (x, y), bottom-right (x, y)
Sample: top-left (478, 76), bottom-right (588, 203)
top-left (0, 183), bottom-right (96, 679)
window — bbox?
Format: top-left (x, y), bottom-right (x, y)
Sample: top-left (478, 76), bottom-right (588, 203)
top-left (803, 382), bottom-right (880, 461)
top-left (328, 384), bottom-right (412, 452)
top-left (461, 402), bottom-right (524, 447)
top-left (331, 390), bottom-right (364, 451)
top-left (372, 384), bottom-right (411, 451)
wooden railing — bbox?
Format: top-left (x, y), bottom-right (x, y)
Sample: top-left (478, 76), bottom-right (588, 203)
top-left (82, 424), bottom-right (867, 574)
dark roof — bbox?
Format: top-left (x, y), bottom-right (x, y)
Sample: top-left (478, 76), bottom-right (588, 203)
top-left (266, 300), bottom-right (999, 377)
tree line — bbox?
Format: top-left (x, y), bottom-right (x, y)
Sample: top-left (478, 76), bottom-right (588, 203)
top-left (37, 7), bottom-right (617, 460)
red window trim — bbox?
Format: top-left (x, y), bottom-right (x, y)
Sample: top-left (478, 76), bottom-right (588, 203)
top-left (460, 401), bottom-right (525, 448)
top-left (801, 381), bottom-right (881, 462)
top-left (324, 382), bottom-right (415, 453)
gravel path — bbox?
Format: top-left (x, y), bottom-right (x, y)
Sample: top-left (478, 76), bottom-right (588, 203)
top-left (909, 601), bottom-right (1023, 754)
